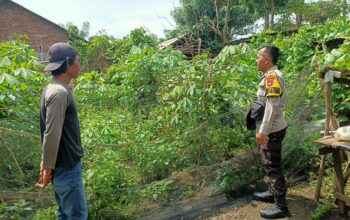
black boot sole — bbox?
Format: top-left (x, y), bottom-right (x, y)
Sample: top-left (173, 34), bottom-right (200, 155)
top-left (252, 196), bottom-right (274, 203)
top-left (260, 211), bottom-right (290, 219)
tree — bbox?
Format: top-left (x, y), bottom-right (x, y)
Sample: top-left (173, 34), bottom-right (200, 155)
top-left (65, 23), bottom-right (89, 71)
top-left (106, 27), bottom-right (157, 65)
top-left (254, 0), bottom-right (288, 30)
top-left (273, 0), bottom-right (349, 31)
top-left (207, 0), bottom-right (232, 43)
top-left (303, 0), bottom-right (348, 25)
top-left (84, 32), bottom-right (113, 72)
top-left (64, 21), bottom-right (90, 40)
top-left (80, 22), bottom-right (90, 39)
top-left (169, 0), bottom-right (258, 50)
top-left (169, 0), bottom-right (350, 52)
top-left (272, 0), bottom-right (306, 30)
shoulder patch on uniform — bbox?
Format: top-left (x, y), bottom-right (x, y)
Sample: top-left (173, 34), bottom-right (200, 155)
top-left (265, 71), bottom-right (282, 97)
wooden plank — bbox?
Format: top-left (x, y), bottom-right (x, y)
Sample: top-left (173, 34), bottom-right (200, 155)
top-left (335, 192), bottom-right (350, 206)
top-left (319, 147), bottom-right (333, 155)
top-left (315, 155), bottom-right (327, 201)
top-left (315, 136), bottom-right (350, 150)
top-left (324, 66), bottom-right (350, 77)
top-left (334, 77), bottom-right (350, 86)
top-left (332, 149), bottom-right (346, 214)
top-left (315, 136), bottom-right (337, 145)
top-left (343, 161), bottom-right (350, 183)
top-left (336, 143), bottom-right (350, 151)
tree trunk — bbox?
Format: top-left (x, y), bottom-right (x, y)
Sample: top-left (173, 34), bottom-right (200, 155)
top-left (209, 0), bottom-right (231, 44)
top-left (341, 0), bottom-right (348, 16)
top-left (211, 0), bottom-right (223, 41)
top-left (295, 0), bottom-right (304, 28)
top-left (222, 0), bottom-right (232, 43)
top-left (296, 12), bottom-right (302, 27)
top-left (264, 0), bottom-right (270, 30)
top-left (270, 0), bottom-right (275, 30)
top-left (214, 0), bottom-right (220, 33)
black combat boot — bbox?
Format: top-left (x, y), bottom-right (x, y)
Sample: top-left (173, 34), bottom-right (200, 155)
top-left (260, 194), bottom-right (289, 219)
top-left (253, 190), bottom-right (274, 203)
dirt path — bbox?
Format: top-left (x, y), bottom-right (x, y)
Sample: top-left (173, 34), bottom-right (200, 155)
top-left (198, 183), bottom-right (343, 220)
top-left (198, 195), bottom-right (315, 220)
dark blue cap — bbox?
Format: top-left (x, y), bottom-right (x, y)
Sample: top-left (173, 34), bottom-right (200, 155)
top-left (45, 43), bottom-right (77, 72)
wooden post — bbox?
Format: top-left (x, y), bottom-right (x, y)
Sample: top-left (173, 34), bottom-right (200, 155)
top-left (324, 82), bottom-right (331, 136)
top-left (315, 155), bottom-right (326, 201)
top-left (343, 161), bottom-right (350, 182)
top-left (333, 149), bottom-right (346, 215)
top-left (315, 82), bottom-right (332, 201)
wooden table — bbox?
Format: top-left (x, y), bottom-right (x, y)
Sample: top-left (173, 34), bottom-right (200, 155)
top-left (315, 135), bottom-right (350, 215)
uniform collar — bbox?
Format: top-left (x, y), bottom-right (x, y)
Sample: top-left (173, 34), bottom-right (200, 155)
top-left (263, 66), bottom-right (278, 76)
top-left (259, 66), bottom-right (278, 82)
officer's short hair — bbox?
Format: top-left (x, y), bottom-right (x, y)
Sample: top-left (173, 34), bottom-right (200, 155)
top-left (260, 45), bottom-right (280, 65)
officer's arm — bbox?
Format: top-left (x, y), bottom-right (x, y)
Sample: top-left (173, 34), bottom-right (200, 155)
top-left (259, 96), bottom-right (281, 135)
top-left (258, 72), bottom-right (284, 135)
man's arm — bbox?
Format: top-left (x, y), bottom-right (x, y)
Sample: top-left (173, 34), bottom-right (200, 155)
top-left (35, 86), bottom-right (68, 188)
top-left (35, 160), bottom-right (52, 188)
top-left (42, 87), bottom-right (68, 169)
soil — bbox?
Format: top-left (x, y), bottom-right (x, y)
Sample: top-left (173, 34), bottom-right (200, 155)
top-left (2, 181), bottom-right (347, 220)
top-left (197, 182), bottom-right (344, 220)
top-left (139, 181), bottom-right (348, 220)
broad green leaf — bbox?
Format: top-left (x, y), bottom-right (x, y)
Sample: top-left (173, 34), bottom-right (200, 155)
top-left (170, 114), bottom-right (178, 125)
top-left (1, 56), bottom-right (11, 68)
top-left (3, 73), bottom-right (19, 85)
top-left (331, 49), bottom-right (342, 57)
top-left (0, 73), bottom-right (4, 84)
top-left (13, 68), bottom-right (21, 76)
top-left (241, 43), bottom-right (248, 53)
top-left (13, 68), bottom-right (34, 79)
top-left (324, 53), bottom-right (334, 64)
top-left (188, 85), bottom-right (195, 96)
top-left (15, 54), bottom-right (24, 64)
top-left (8, 94), bottom-right (16, 101)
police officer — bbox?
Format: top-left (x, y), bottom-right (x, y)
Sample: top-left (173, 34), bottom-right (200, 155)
top-left (253, 45), bottom-right (289, 219)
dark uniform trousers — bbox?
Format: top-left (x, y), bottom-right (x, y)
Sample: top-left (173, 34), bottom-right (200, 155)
top-left (260, 128), bottom-right (287, 204)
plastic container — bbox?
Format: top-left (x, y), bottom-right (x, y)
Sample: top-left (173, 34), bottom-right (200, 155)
top-left (335, 126), bottom-right (350, 141)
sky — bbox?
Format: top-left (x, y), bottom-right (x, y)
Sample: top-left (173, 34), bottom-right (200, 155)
top-left (12, 0), bottom-right (179, 39)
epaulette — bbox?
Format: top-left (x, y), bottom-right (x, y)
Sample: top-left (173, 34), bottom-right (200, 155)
top-left (265, 71), bottom-right (282, 97)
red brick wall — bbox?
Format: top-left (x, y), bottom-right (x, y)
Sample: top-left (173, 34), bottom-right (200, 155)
top-left (0, 0), bottom-right (68, 60)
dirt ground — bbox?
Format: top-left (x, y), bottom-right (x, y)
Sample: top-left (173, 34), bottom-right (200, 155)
top-left (198, 182), bottom-right (345, 220)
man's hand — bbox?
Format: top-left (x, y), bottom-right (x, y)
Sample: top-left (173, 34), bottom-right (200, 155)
top-left (256, 132), bottom-right (269, 145)
top-left (35, 161), bottom-right (52, 188)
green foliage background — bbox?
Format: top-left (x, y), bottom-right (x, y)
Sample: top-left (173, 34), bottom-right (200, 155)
top-left (1, 17), bottom-right (350, 219)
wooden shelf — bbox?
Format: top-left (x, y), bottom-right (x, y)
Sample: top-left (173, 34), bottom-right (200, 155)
top-left (315, 135), bottom-right (350, 150)
top-left (324, 66), bottom-right (350, 78)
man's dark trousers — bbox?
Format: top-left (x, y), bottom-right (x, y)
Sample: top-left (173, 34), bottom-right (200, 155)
top-left (260, 128), bottom-right (287, 206)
